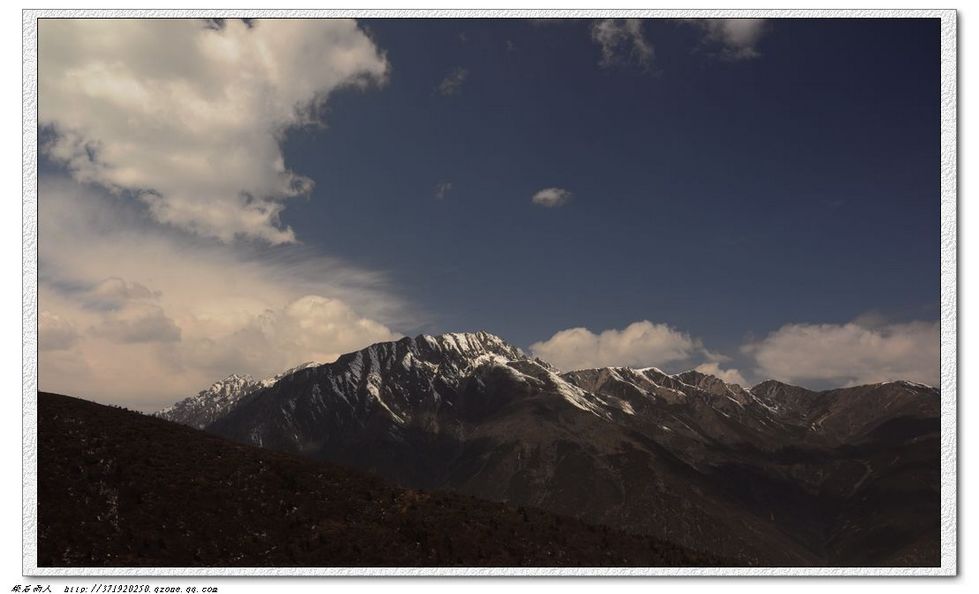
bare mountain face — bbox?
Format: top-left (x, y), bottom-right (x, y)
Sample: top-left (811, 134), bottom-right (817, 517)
top-left (164, 332), bottom-right (938, 566)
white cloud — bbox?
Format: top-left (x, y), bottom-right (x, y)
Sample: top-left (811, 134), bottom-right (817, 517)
top-left (591, 19), bottom-right (653, 68)
top-left (194, 295), bottom-right (400, 374)
top-left (37, 177), bottom-right (411, 410)
top-left (687, 19), bottom-right (767, 60)
top-left (531, 187), bottom-right (572, 208)
top-left (530, 321), bottom-right (699, 371)
top-left (743, 319), bottom-right (939, 387)
top-left (436, 67), bottom-right (469, 96)
top-left (39, 19), bottom-right (389, 243)
top-left (693, 362), bottom-right (748, 386)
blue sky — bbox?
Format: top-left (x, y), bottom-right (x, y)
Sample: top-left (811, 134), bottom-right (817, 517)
top-left (281, 19), bottom-right (939, 361)
top-left (37, 18), bottom-right (941, 405)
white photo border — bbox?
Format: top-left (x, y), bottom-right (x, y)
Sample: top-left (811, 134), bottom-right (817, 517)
top-left (21, 7), bottom-right (958, 577)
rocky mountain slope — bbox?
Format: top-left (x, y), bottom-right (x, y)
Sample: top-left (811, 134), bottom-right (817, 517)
top-left (39, 392), bottom-right (725, 567)
top-left (193, 332), bottom-right (940, 566)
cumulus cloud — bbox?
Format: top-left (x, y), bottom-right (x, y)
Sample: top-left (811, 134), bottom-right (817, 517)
top-left (81, 278), bottom-right (159, 310)
top-left (531, 187), bottom-right (572, 208)
top-left (37, 177), bottom-right (411, 410)
top-left (693, 362), bottom-right (748, 386)
top-left (38, 19), bottom-right (389, 243)
top-left (436, 67), bottom-right (469, 96)
top-left (191, 295), bottom-right (400, 375)
top-left (591, 19), bottom-right (653, 68)
top-left (686, 19), bottom-right (767, 60)
top-left (530, 321), bottom-right (699, 371)
top-left (90, 302), bottom-right (182, 344)
top-left (743, 319), bottom-right (939, 387)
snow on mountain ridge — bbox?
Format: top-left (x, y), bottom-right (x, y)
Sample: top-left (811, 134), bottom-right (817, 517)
top-left (260, 361), bottom-right (321, 388)
top-left (161, 331), bottom-right (938, 433)
top-left (156, 361), bottom-right (322, 428)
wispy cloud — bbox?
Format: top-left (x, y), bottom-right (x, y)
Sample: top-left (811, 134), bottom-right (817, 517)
top-left (686, 19), bottom-right (768, 61)
top-left (436, 67), bottom-right (469, 96)
top-left (591, 19), bottom-right (653, 68)
top-left (435, 181), bottom-right (454, 199)
top-left (531, 187), bottom-right (572, 208)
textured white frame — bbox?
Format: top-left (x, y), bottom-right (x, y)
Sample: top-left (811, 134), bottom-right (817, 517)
top-left (21, 8), bottom-right (958, 577)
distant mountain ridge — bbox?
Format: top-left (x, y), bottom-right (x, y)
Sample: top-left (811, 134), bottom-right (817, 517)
top-left (159, 332), bottom-right (935, 434)
top-left (158, 331), bottom-right (940, 566)
top-left (155, 361), bottom-right (320, 429)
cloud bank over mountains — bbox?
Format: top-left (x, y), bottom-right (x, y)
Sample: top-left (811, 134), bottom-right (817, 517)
top-left (743, 319), bottom-right (940, 387)
top-left (532, 317), bottom-right (938, 388)
top-left (37, 178), bottom-right (406, 408)
top-left (530, 321), bottom-right (699, 371)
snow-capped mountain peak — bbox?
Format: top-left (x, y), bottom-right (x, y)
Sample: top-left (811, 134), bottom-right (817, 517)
top-left (418, 331), bottom-right (524, 360)
top-left (156, 373), bottom-right (262, 429)
top-left (259, 361), bottom-right (321, 388)
top-left (206, 372), bottom-right (255, 393)
top-left (156, 362), bottom-right (323, 429)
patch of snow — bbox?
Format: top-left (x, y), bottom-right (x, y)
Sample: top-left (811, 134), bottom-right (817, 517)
top-left (893, 380), bottom-right (936, 391)
top-left (725, 394), bottom-right (745, 408)
top-left (613, 398), bottom-right (636, 415)
top-left (365, 372), bottom-right (404, 424)
top-left (542, 368), bottom-right (610, 420)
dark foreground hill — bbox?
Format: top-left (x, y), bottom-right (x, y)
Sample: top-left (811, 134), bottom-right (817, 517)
top-left (38, 391), bottom-right (726, 568)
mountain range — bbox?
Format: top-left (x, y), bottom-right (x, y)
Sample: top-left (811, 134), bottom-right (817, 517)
top-left (155, 331), bottom-right (940, 566)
